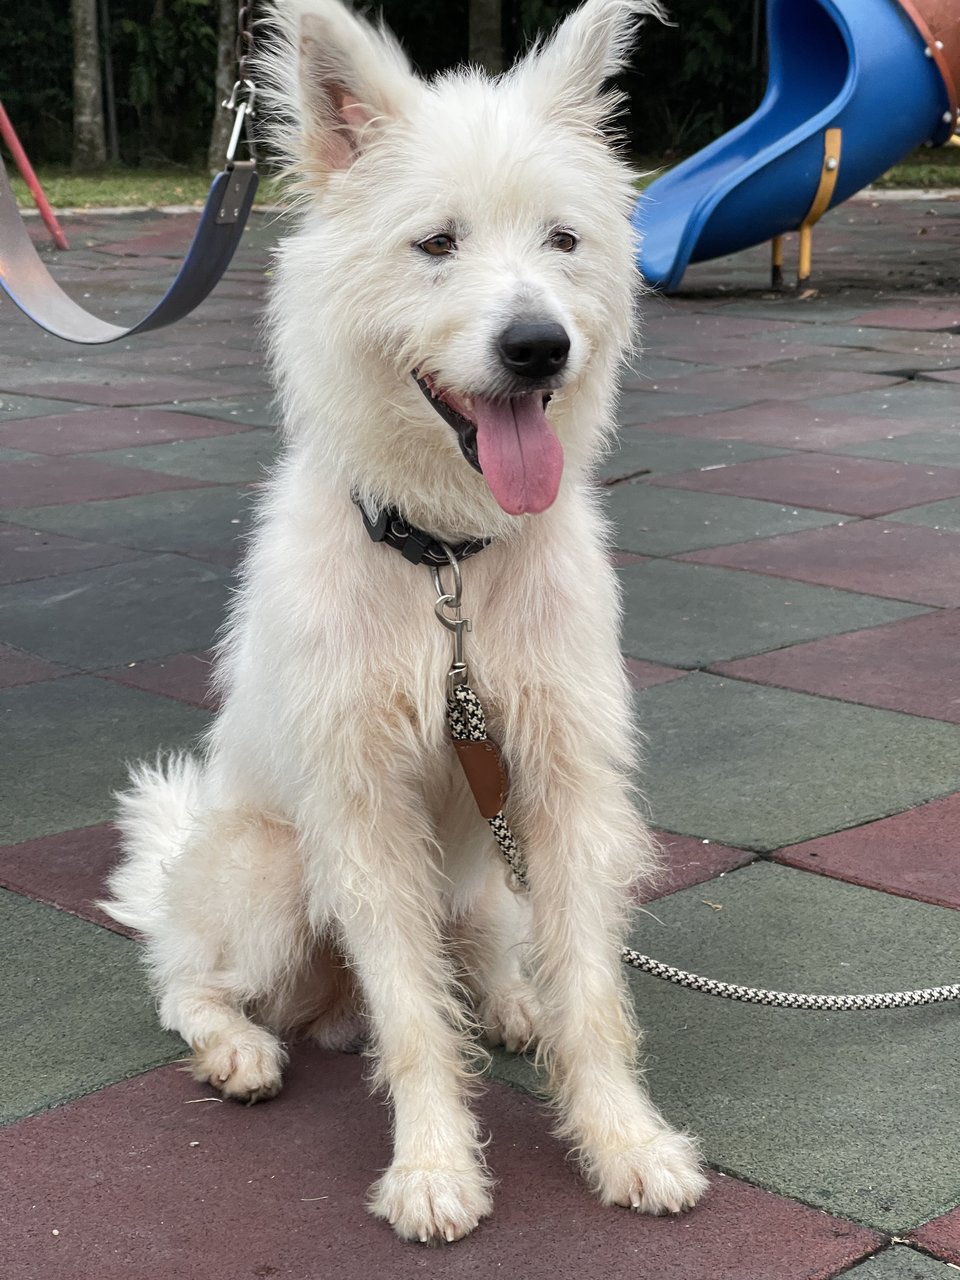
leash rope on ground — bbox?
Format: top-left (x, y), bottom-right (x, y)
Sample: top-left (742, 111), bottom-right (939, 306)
top-left (438, 616), bottom-right (960, 1012)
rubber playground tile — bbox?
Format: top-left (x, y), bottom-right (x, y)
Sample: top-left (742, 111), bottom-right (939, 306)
top-left (712, 611), bottom-right (960, 724)
top-left (911, 1207), bottom-right (960, 1267)
top-left (0, 643), bottom-right (70, 690)
top-left (632, 368), bottom-right (903, 404)
top-left (95, 343), bottom-right (263, 376)
top-left (680, 522), bottom-right (960, 608)
top-left (99, 650), bottom-right (218, 711)
top-left (10, 486), bottom-right (254, 562)
top-left (0, 1050), bottom-right (883, 1280)
top-left (0, 675), bottom-right (208, 844)
top-left (808, 381), bottom-right (960, 429)
top-left (161, 395), bottom-right (280, 428)
top-left (618, 391), bottom-right (748, 425)
top-left (0, 554), bottom-right (233, 670)
top-left (652, 454), bottom-right (960, 517)
top-left (0, 455), bottom-right (213, 509)
top-left (892, 497), bottom-right (960, 533)
top-left (491, 862), bottom-right (960, 1231)
top-left (0, 375), bottom-right (237, 408)
top-left (624, 657), bottom-right (689, 691)
top-left (88, 428), bottom-right (278, 484)
top-left (851, 306), bottom-right (960, 330)
top-left (774, 793), bottom-right (960, 911)
top-left (831, 430), bottom-right (960, 470)
top-left (646, 832), bottom-right (755, 899)
top-left (618, 559), bottom-right (925, 669)
top-left (599, 430), bottom-right (786, 484)
top-left (0, 520), bottom-right (141, 584)
top-left (0, 823), bottom-right (126, 933)
top-left (0, 407), bottom-right (254, 455)
top-left (842, 1246), bottom-right (958, 1279)
top-left (623, 400), bottom-right (930, 449)
top-left (0, 393), bottom-right (99, 422)
top-left (632, 674), bottom-right (960, 850)
top-left (608, 483), bottom-right (844, 557)
top-left (918, 367), bottom-right (960, 384)
top-left (0, 890), bottom-right (182, 1125)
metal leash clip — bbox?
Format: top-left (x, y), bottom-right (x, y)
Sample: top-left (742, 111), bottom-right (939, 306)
top-left (432, 544), bottom-right (472, 699)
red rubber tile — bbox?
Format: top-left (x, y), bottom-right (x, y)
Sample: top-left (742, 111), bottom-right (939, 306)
top-left (0, 521), bottom-right (140, 583)
top-left (0, 456), bottom-right (212, 508)
top-left (0, 378), bottom-right (237, 408)
top-left (653, 454), bottom-right (960, 517)
top-left (0, 644), bottom-right (70, 690)
top-left (611, 552), bottom-right (650, 568)
top-left (628, 400), bottom-right (932, 449)
top-left (852, 307), bottom-right (960, 331)
top-left (774, 793), bottom-right (960, 910)
top-left (0, 408), bottom-right (253, 455)
top-left (0, 823), bottom-right (127, 934)
top-left (713, 611), bottom-right (960, 723)
top-left (916, 368), bottom-right (960, 385)
top-left (911, 1206), bottom-right (960, 1265)
top-left (625, 657), bottom-right (689, 691)
top-left (646, 832), bottom-right (754, 899)
top-left (0, 1052), bottom-right (881, 1280)
top-left (679, 522), bottom-right (960, 607)
top-left (98, 650), bottom-right (218, 711)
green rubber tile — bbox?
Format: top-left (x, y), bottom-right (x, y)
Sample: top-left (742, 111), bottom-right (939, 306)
top-left (831, 430), bottom-right (960, 469)
top-left (0, 554), bottom-right (232, 670)
top-left (9, 487), bottom-right (255, 560)
top-left (599, 431), bottom-right (786, 484)
top-left (1, 675), bottom-right (208, 843)
top-left (490, 863), bottom-right (960, 1232)
top-left (0, 890), bottom-right (183, 1124)
top-left (86, 429), bottom-right (278, 484)
top-left (842, 1248), bottom-right (959, 1279)
top-left (618, 559), bottom-right (925, 668)
top-left (608, 484), bottom-right (844, 556)
top-left (632, 673), bottom-right (960, 849)
top-left (160, 397), bottom-right (279, 428)
top-left (891, 497), bottom-right (960, 533)
top-left (0, 395), bottom-right (94, 422)
top-left (808, 382), bottom-right (960, 429)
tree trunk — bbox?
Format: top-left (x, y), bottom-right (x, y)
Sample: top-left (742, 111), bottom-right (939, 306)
top-left (469, 0), bottom-right (503, 74)
top-left (72, 0), bottom-right (106, 171)
top-left (207, 0), bottom-right (236, 173)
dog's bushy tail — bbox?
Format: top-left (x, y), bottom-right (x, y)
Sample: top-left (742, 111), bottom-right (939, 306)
top-left (99, 753), bottom-right (202, 934)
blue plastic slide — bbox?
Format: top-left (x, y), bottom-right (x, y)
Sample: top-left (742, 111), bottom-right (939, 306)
top-left (635, 0), bottom-right (958, 292)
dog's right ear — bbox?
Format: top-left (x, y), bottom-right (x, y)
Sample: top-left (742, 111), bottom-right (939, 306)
top-left (261, 0), bottom-right (419, 185)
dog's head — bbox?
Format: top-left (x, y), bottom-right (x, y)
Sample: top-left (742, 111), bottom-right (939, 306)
top-left (262, 0), bottom-right (659, 530)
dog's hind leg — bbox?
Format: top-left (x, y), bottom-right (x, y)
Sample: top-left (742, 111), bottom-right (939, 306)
top-left (308, 771), bottom-right (493, 1243)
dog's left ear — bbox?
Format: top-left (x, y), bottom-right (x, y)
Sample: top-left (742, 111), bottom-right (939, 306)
top-left (517, 0), bottom-right (665, 130)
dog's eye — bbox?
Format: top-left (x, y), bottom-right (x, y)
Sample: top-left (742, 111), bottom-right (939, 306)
top-left (549, 229), bottom-right (578, 253)
top-left (418, 234), bottom-right (456, 257)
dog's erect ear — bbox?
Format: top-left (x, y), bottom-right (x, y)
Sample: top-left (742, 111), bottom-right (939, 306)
top-left (262, 0), bottom-right (419, 180)
top-left (517, 0), bottom-right (665, 130)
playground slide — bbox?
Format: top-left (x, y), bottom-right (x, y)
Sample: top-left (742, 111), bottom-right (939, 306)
top-left (635, 0), bottom-right (960, 292)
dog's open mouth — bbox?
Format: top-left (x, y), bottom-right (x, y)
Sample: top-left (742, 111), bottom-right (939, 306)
top-left (414, 371), bottom-right (564, 516)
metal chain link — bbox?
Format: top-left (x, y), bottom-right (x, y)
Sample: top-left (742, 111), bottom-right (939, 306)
top-left (236, 1), bottom-right (255, 83)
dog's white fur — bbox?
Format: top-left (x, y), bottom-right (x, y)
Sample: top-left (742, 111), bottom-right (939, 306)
top-left (102, 0), bottom-right (707, 1242)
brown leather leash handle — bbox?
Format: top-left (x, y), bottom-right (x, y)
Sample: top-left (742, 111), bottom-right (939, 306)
top-left (0, 157), bottom-right (258, 345)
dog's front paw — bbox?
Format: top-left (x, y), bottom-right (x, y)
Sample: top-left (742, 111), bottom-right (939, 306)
top-left (591, 1129), bottom-right (708, 1215)
top-left (368, 1163), bottom-right (493, 1243)
top-left (190, 1026), bottom-right (286, 1105)
top-left (479, 986), bottom-right (541, 1053)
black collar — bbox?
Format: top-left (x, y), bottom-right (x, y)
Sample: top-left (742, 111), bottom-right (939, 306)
top-left (353, 495), bottom-right (492, 567)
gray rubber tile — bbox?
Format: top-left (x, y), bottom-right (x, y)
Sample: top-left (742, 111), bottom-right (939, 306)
top-left (1, 675), bottom-right (208, 843)
top-left (87, 429), bottom-right (278, 484)
top-left (634, 673), bottom-right (960, 850)
top-left (891, 497), bottom-right (960, 533)
top-left (599, 431), bottom-right (786, 484)
top-left (608, 484), bottom-right (844, 556)
top-left (161, 397), bottom-right (279, 428)
top-left (9, 487), bottom-right (255, 562)
top-left (0, 890), bottom-right (182, 1124)
top-left (808, 382), bottom-right (960, 428)
top-left (843, 1248), bottom-right (959, 1279)
top-left (618, 559), bottom-right (926, 668)
top-left (0, 554), bottom-right (233, 669)
top-left (490, 863), bottom-right (960, 1232)
top-left (0, 395), bottom-right (95, 422)
top-left (831, 429), bottom-right (960, 469)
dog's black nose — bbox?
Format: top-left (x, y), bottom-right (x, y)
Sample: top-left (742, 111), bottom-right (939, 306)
top-left (497, 321), bottom-right (570, 380)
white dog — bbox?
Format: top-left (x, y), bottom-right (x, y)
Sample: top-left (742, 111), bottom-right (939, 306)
top-left (102, 0), bottom-right (707, 1242)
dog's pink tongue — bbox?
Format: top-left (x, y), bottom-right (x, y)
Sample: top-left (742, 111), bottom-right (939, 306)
top-left (472, 395), bottom-right (564, 515)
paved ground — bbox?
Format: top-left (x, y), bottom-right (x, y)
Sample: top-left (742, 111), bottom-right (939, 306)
top-left (3, 195), bottom-right (960, 1278)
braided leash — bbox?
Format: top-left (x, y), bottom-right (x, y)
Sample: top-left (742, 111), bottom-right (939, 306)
top-left (431, 551), bottom-right (960, 1013)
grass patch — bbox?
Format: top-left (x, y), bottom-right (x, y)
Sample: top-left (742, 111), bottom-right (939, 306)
top-left (872, 145), bottom-right (960, 188)
top-left (10, 166), bottom-right (288, 210)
